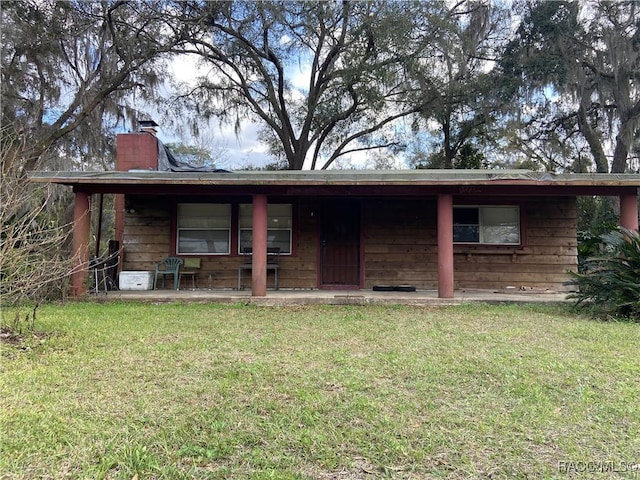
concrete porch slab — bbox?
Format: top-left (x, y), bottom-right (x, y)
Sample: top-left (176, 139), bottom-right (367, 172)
top-left (89, 288), bottom-right (571, 306)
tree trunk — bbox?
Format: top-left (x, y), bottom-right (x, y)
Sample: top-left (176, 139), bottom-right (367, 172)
top-left (611, 116), bottom-right (635, 173)
top-left (442, 118), bottom-right (454, 169)
top-left (577, 91), bottom-right (609, 173)
top-left (612, 136), bottom-right (630, 174)
top-left (290, 150), bottom-right (306, 170)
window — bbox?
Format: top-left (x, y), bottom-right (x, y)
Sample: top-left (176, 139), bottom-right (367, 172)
top-left (239, 204), bottom-right (292, 254)
top-left (177, 203), bottom-right (231, 254)
top-left (453, 206), bottom-right (520, 245)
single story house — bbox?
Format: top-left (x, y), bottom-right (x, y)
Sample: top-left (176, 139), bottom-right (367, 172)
top-left (31, 130), bottom-right (639, 298)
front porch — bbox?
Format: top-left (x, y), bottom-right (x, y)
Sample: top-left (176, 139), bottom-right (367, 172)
top-left (88, 287), bottom-right (570, 306)
top-left (30, 168), bottom-right (638, 301)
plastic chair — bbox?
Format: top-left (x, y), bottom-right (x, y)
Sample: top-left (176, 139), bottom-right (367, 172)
top-left (154, 257), bottom-right (183, 290)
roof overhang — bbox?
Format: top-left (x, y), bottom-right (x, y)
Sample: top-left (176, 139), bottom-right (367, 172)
top-left (29, 169), bottom-right (640, 197)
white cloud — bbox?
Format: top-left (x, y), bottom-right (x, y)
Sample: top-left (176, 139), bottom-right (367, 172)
top-left (290, 64), bottom-right (311, 91)
top-left (168, 53), bottom-right (207, 85)
top-left (165, 124), bottom-right (273, 170)
top-left (218, 122), bottom-right (274, 169)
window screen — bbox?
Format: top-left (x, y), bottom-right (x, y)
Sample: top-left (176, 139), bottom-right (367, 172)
top-left (177, 203), bottom-right (231, 254)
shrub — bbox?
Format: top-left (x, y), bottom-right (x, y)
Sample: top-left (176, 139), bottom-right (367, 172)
top-left (1, 127), bottom-right (74, 308)
top-left (576, 196), bottom-right (618, 270)
top-left (568, 228), bottom-right (640, 320)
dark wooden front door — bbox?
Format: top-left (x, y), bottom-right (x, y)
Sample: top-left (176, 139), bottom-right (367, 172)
top-left (320, 201), bottom-right (360, 287)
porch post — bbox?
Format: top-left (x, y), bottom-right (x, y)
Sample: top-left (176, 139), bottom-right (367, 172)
top-left (252, 194), bottom-right (268, 296)
top-left (71, 191), bottom-right (91, 297)
top-left (114, 194), bottom-right (125, 253)
top-left (620, 194), bottom-right (639, 231)
top-left (437, 194), bottom-right (454, 298)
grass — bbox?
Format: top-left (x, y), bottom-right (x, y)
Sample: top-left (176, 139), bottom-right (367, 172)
top-left (1, 302), bottom-right (639, 479)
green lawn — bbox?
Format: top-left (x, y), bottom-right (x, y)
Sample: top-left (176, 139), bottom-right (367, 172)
top-left (1, 302), bottom-right (639, 479)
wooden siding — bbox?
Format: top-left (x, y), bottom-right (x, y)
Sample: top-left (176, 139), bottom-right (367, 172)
top-left (363, 199), bottom-right (438, 288)
top-left (283, 200), bottom-right (317, 288)
top-left (121, 195), bottom-right (577, 292)
top-left (121, 196), bottom-right (171, 271)
top-left (122, 196), bottom-right (319, 289)
top-left (362, 197), bottom-right (577, 291)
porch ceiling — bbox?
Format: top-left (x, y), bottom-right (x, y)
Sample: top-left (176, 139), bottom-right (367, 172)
top-left (30, 169), bottom-right (640, 197)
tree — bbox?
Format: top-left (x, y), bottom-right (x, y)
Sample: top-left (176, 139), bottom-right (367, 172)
top-left (501, 0), bottom-right (640, 173)
top-left (497, 98), bottom-right (594, 172)
top-left (0, 127), bottom-right (75, 306)
top-left (1, 0), bottom-right (187, 173)
top-left (1, 1), bottom-right (190, 306)
top-left (406, 1), bottom-right (512, 169)
top-left (171, 1), bottom-right (441, 170)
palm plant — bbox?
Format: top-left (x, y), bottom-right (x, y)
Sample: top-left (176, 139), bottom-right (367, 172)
top-left (568, 228), bottom-right (640, 320)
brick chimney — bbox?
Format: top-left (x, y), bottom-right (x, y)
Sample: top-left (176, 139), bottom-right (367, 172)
top-left (115, 120), bottom-right (159, 171)
top-left (114, 120), bottom-right (160, 255)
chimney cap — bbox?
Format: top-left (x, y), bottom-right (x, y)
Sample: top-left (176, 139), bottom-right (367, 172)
top-left (139, 119), bottom-right (159, 128)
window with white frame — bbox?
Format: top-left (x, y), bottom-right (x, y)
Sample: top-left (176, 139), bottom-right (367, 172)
top-left (177, 203), bottom-right (231, 254)
top-left (239, 204), bottom-right (292, 254)
top-left (453, 206), bottom-right (520, 245)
